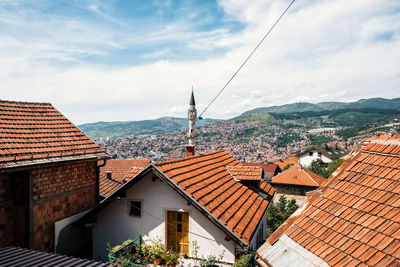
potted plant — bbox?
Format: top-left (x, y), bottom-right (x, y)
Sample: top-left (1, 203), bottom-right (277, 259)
top-left (149, 241), bottom-right (165, 265)
top-left (165, 250), bottom-right (179, 267)
top-left (140, 243), bottom-right (151, 264)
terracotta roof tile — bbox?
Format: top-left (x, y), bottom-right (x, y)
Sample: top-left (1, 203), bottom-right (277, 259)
top-left (270, 165), bottom-right (325, 187)
top-left (99, 158), bottom-right (150, 197)
top-left (241, 162), bottom-right (279, 175)
top-left (0, 100), bottom-right (107, 168)
top-left (156, 150), bottom-right (274, 245)
top-left (273, 156), bottom-right (298, 169)
top-left (258, 135), bottom-right (400, 266)
top-left (226, 165), bottom-right (262, 180)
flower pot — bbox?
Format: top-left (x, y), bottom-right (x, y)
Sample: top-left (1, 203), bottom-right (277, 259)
top-left (153, 257), bottom-right (162, 265)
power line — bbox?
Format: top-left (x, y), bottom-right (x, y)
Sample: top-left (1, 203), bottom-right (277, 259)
top-left (197, 0), bottom-right (296, 121)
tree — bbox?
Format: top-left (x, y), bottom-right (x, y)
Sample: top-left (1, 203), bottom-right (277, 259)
top-left (308, 158), bottom-right (329, 177)
top-left (266, 196), bottom-right (299, 237)
top-left (308, 158), bottom-right (344, 178)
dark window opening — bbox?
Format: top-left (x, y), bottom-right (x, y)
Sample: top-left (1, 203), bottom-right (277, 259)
top-left (309, 151), bottom-right (313, 156)
top-left (177, 223), bottom-right (182, 233)
top-left (129, 201), bottom-right (141, 216)
top-left (177, 213), bottom-right (182, 222)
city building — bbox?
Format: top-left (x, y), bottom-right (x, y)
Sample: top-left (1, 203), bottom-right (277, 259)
top-left (0, 100), bottom-right (108, 252)
top-left (298, 145), bottom-right (348, 167)
top-left (75, 92), bottom-right (275, 265)
top-left (80, 151), bottom-right (275, 264)
top-left (269, 164), bottom-right (325, 204)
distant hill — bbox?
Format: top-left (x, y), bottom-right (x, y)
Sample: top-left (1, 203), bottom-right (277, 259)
top-left (79, 116), bottom-right (218, 139)
top-left (239, 97), bottom-right (400, 117)
top-left (79, 97), bottom-right (400, 140)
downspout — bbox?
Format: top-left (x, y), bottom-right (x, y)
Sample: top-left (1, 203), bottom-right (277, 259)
top-left (95, 159), bottom-right (107, 205)
top-left (152, 164), bottom-right (248, 248)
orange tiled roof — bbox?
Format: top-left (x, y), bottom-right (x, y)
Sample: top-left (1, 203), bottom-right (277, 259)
top-left (156, 151), bottom-right (273, 245)
top-left (0, 100), bottom-right (107, 169)
top-left (270, 165), bottom-right (324, 187)
top-left (274, 156), bottom-right (298, 169)
top-left (242, 162), bottom-right (279, 174)
top-left (260, 180), bottom-right (276, 196)
top-left (259, 135), bottom-right (400, 266)
top-left (226, 165), bottom-right (262, 180)
top-left (99, 159), bottom-right (150, 197)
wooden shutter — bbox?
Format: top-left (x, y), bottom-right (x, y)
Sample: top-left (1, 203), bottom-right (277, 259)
top-left (166, 211), bottom-right (189, 254)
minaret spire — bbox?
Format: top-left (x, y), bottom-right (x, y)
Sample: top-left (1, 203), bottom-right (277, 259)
top-left (186, 87), bottom-right (197, 157)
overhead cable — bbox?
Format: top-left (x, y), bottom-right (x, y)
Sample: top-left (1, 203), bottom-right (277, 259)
top-left (197, 0), bottom-right (296, 120)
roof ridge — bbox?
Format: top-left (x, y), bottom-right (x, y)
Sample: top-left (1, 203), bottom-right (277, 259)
top-left (0, 99), bottom-right (52, 105)
top-left (302, 167), bottom-right (323, 186)
top-left (156, 150), bottom-right (228, 166)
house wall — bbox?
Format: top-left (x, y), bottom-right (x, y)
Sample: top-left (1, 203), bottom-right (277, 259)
top-left (272, 184), bottom-right (317, 205)
top-left (31, 161), bottom-right (97, 252)
top-left (92, 172), bottom-right (240, 265)
top-left (299, 150), bottom-right (331, 167)
top-left (0, 171), bottom-right (28, 248)
top-left (250, 208), bottom-right (267, 250)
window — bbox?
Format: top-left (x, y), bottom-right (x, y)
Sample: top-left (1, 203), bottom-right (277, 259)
top-left (318, 152), bottom-right (322, 157)
top-left (166, 211), bottom-right (189, 254)
top-left (309, 151), bottom-right (313, 156)
top-left (129, 201), bottom-right (141, 216)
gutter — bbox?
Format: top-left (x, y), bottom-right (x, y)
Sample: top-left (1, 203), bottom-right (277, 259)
top-left (152, 164), bottom-right (248, 248)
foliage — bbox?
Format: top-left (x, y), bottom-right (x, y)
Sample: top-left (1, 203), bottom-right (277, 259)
top-left (308, 159), bottom-right (329, 178)
top-left (266, 196), bottom-right (299, 237)
top-left (282, 163), bottom-right (292, 171)
top-left (327, 158), bottom-right (344, 175)
top-left (149, 239), bottom-right (166, 261)
top-left (108, 238), bottom-right (181, 266)
top-left (308, 158), bottom-right (344, 178)
top-left (234, 254), bottom-right (253, 267)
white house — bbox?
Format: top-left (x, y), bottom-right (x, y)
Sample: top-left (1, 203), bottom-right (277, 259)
top-left (298, 145), bottom-right (348, 167)
top-left (79, 151), bottom-right (275, 265)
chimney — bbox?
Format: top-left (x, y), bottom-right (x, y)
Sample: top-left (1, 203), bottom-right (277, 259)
top-left (106, 171), bottom-right (112, 179)
top-left (186, 88), bottom-right (197, 157)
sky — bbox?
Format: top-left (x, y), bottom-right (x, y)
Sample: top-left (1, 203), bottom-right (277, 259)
top-left (0, 0), bottom-right (399, 125)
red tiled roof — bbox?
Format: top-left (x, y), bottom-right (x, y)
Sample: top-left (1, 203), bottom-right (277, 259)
top-left (242, 162), bottom-right (278, 174)
top-left (0, 100), bottom-right (107, 169)
top-left (156, 151), bottom-right (273, 245)
top-left (99, 159), bottom-right (150, 197)
top-left (274, 156), bottom-right (298, 169)
top-left (270, 165), bottom-right (324, 187)
top-left (259, 135), bottom-right (400, 266)
top-left (226, 165), bottom-right (262, 180)
top-left (260, 180), bottom-right (276, 196)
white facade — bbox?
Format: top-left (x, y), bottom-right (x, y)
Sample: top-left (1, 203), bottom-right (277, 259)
top-left (92, 172), bottom-right (244, 265)
top-left (299, 150), bottom-right (331, 167)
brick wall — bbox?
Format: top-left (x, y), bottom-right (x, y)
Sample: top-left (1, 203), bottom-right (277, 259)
top-left (31, 161), bottom-right (97, 252)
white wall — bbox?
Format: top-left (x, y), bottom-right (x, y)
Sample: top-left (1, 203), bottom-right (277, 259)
top-left (92, 172), bottom-right (239, 265)
top-left (299, 150), bottom-right (331, 167)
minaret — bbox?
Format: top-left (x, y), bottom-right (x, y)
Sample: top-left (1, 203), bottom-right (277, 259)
top-left (186, 89), bottom-right (197, 157)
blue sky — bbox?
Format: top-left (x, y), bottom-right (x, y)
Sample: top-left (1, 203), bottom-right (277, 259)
top-left (0, 0), bottom-right (399, 124)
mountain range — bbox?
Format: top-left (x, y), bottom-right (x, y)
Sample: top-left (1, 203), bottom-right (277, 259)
top-left (79, 97), bottom-right (400, 140)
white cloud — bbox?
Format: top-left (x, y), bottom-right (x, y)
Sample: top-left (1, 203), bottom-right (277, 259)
top-left (0, 0), bottom-right (399, 125)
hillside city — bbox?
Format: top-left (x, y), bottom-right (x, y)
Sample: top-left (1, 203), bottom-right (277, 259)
top-left (97, 118), bottom-right (399, 163)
